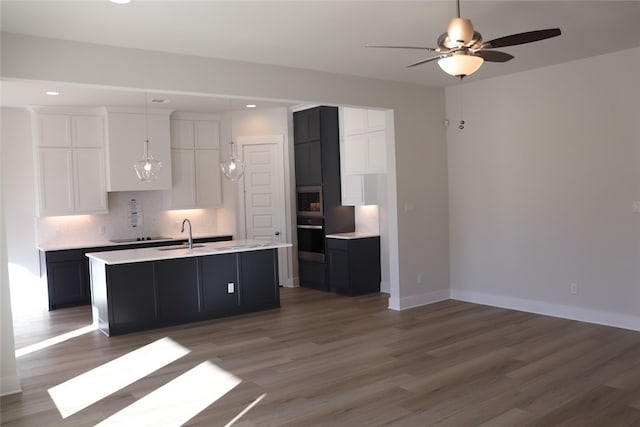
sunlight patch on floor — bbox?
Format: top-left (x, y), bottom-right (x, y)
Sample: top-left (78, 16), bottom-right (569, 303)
top-left (48, 337), bottom-right (190, 419)
top-left (15, 323), bottom-right (98, 358)
top-left (95, 361), bottom-right (242, 427)
top-left (225, 393), bottom-right (267, 427)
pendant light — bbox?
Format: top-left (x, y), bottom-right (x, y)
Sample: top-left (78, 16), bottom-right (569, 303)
top-left (220, 101), bottom-right (245, 181)
top-left (134, 93), bottom-right (162, 182)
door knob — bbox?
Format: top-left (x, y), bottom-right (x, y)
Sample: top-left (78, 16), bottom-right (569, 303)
top-left (275, 231), bottom-right (280, 236)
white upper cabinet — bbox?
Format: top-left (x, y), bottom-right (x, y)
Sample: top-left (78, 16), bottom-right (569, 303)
top-left (104, 107), bottom-right (173, 191)
top-left (339, 107), bottom-right (387, 206)
top-left (31, 108), bottom-right (108, 216)
top-left (167, 113), bottom-right (222, 209)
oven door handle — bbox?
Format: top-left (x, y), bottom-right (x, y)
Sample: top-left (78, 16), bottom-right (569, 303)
top-left (297, 225), bottom-right (323, 230)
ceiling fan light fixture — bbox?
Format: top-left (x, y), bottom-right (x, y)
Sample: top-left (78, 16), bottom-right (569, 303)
top-left (447, 18), bottom-right (474, 45)
top-left (438, 53), bottom-right (484, 77)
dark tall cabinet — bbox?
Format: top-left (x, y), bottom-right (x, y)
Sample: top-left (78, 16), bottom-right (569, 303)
top-left (293, 106), bottom-right (355, 291)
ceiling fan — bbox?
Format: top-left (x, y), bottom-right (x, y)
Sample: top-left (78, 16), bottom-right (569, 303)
top-left (367, 0), bottom-right (561, 78)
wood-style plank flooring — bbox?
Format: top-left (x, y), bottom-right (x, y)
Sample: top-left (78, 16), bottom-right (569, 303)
top-left (3, 287), bottom-right (640, 426)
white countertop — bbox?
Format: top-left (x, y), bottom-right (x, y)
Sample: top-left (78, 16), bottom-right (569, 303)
top-left (37, 234), bottom-right (232, 252)
top-left (86, 240), bottom-right (293, 265)
top-left (325, 232), bottom-right (380, 240)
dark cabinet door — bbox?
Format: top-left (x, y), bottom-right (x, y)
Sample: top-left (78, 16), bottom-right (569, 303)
top-left (294, 140), bottom-right (322, 186)
top-left (239, 250), bottom-right (279, 311)
top-left (47, 260), bottom-right (90, 309)
top-left (155, 258), bottom-right (200, 324)
top-left (293, 108), bottom-right (320, 144)
top-left (298, 259), bottom-right (327, 291)
top-left (200, 253), bottom-right (240, 316)
top-left (107, 263), bottom-right (156, 331)
top-left (327, 248), bottom-right (350, 294)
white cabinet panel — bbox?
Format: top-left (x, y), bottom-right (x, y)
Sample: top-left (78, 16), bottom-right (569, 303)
top-left (195, 149), bottom-right (222, 206)
top-left (72, 115), bottom-right (104, 148)
top-left (366, 130), bottom-right (387, 174)
top-left (195, 121), bottom-right (220, 149)
top-left (74, 149), bottom-right (107, 212)
top-left (344, 134), bottom-right (369, 175)
top-left (106, 111), bottom-right (172, 191)
top-left (38, 114), bottom-right (71, 147)
top-left (39, 149), bottom-right (74, 215)
top-left (170, 119), bottom-right (194, 149)
top-left (166, 115), bottom-right (222, 209)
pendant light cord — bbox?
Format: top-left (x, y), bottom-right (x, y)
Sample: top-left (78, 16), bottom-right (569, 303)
top-left (144, 92), bottom-right (150, 156)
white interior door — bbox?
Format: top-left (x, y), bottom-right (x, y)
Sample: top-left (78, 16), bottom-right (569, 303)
top-left (236, 135), bottom-right (289, 286)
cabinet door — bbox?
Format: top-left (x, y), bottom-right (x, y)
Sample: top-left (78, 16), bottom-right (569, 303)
top-left (195, 149), bottom-right (222, 206)
top-left (73, 149), bottom-right (107, 213)
top-left (72, 115), bottom-right (104, 148)
top-left (155, 258), bottom-right (200, 324)
top-left (293, 108), bottom-right (320, 143)
top-left (107, 263), bottom-right (157, 330)
top-left (344, 134), bottom-right (368, 175)
top-left (239, 250), bottom-right (279, 310)
top-left (38, 114), bottom-right (71, 147)
top-left (38, 148), bottom-right (74, 216)
top-left (48, 260), bottom-right (89, 308)
top-left (366, 130), bottom-right (387, 173)
top-left (298, 259), bottom-right (327, 291)
top-left (194, 120), bottom-right (220, 149)
top-left (294, 140), bottom-right (322, 186)
top-left (170, 119), bottom-right (195, 149)
top-left (170, 149), bottom-right (197, 208)
top-left (327, 247), bottom-right (350, 294)
top-left (200, 253), bottom-right (239, 316)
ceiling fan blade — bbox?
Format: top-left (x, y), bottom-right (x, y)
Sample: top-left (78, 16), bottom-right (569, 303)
top-left (482, 28), bottom-right (561, 49)
top-left (475, 50), bottom-right (514, 63)
top-left (366, 45), bottom-right (437, 51)
top-left (407, 55), bottom-right (445, 68)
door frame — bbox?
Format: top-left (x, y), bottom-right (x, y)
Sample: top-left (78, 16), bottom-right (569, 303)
top-left (235, 134), bottom-right (291, 287)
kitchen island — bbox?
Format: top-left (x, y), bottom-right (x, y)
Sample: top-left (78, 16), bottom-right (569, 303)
top-left (86, 240), bottom-right (292, 336)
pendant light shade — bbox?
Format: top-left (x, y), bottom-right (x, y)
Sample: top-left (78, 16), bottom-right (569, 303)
top-left (220, 140), bottom-right (245, 181)
top-left (134, 139), bottom-right (162, 182)
top-left (134, 93), bottom-right (162, 182)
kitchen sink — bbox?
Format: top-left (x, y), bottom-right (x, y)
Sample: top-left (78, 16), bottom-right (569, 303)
top-left (156, 244), bottom-right (206, 251)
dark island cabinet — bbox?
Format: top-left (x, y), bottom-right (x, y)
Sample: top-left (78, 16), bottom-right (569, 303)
top-left (155, 258), bottom-right (200, 324)
top-left (90, 248), bottom-right (280, 336)
top-left (40, 235), bottom-right (232, 310)
top-left (104, 263), bottom-right (156, 335)
top-left (327, 237), bottom-right (381, 296)
top-left (200, 253), bottom-right (239, 316)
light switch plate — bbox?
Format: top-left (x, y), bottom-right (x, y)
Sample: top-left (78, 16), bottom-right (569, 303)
top-left (227, 282), bottom-right (234, 293)
top-left (633, 201), bottom-right (640, 214)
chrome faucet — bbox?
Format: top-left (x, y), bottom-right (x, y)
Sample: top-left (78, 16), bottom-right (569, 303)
top-left (181, 218), bottom-right (193, 249)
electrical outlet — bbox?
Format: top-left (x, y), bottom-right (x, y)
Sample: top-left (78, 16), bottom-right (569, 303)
top-left (417, 273), bottom-right (423, 285)
top-left (633, 201), bottom-right (640, 213)
top-left (98, 225), bottom-right (106, 235)
top-left (227, 283), bottom-right (234, 294)
top-left (570, 283), bottom-right (578, 295)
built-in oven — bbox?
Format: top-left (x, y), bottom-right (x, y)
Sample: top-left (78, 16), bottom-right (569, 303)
top-left (297, 216), bottom-right (325, 262)
top-left (296, 186), bottom-right (323, 217)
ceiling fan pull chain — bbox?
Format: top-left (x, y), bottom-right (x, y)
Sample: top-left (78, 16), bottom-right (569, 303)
top-left (458, 81), bottom-right (465, 130)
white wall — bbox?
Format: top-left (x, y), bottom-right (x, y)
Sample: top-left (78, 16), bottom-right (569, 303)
top-left (1, 32), bottom-right (451, 310)
top-left (1, 118), bottom-right (21, 396)
top-left (447, 47), bottom-right (640, 330)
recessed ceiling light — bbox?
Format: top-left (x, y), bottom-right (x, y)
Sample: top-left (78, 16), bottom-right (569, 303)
top-left (246, 104), bottom-right (257, 108)
top-left (109, 0), bottom-right (131, 4)
top-left (150, 98), bottom-right (169, 104)
top-left (45, 91), bottom-right (60, 96)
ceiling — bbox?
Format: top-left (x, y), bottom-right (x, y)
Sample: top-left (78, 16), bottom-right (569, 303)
top-left (1, 1), bottom-right (639, 111)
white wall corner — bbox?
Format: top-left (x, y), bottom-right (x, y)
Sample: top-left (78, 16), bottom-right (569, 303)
top-left (388, 289), bottom-right (451, 311)
top-left (451, 289), bottom-right (640, 332)
top-left (0, 374), bottom-right (22, 397)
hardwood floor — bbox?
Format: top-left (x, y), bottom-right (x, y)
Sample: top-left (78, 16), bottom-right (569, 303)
top-left (3, 287), bottom-right (640, 426)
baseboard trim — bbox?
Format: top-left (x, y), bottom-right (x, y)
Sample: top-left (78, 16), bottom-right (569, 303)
top-left (388, 289), bottom-right (450, 311)
top-left (451, 289), bottom-right (640, 332)
top-left (0, 375), bottom-right (21, 396)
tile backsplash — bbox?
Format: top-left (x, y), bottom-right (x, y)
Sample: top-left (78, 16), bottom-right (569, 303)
top-left (35, 191), bottom-right (231, 246)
